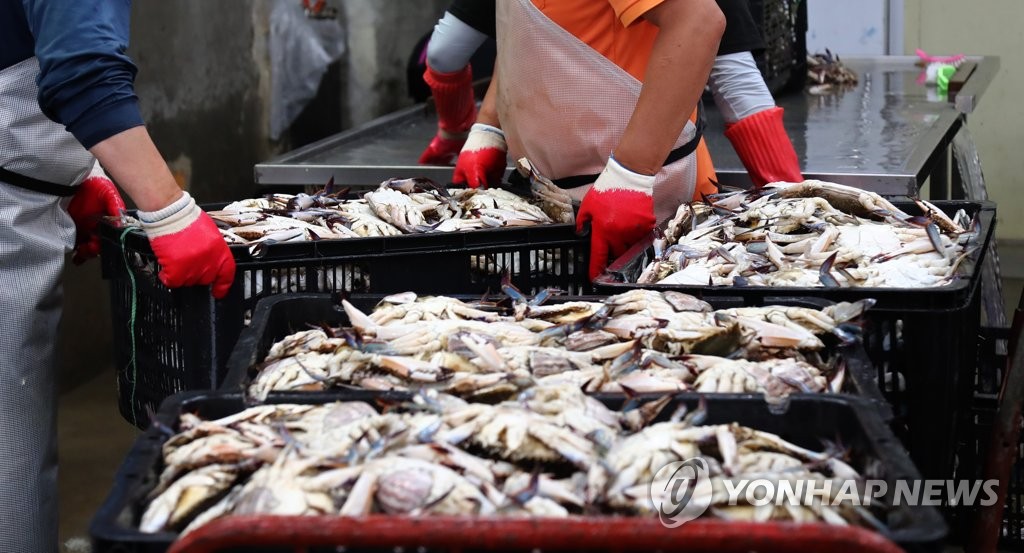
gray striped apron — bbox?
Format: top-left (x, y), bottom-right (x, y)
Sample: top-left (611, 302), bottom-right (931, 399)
top-left (0, 56), bottom-right (91, 553)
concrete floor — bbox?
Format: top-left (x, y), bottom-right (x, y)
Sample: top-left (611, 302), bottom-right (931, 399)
top-left (59, 366), bottom-right (138, 552)
top-left (57, 280), bottom-right (1024, 552)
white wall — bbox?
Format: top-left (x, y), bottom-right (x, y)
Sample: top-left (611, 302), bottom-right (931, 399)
top-left (807, 0), bottom-right (890, 56)
top-left (904, 0), bottom-right (1024, 242)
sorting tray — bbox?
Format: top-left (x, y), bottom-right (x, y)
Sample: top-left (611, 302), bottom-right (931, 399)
top-left (90, 391), bottom-right (944, 553)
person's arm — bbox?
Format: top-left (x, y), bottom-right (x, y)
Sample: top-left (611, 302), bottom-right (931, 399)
top-left (24, 0), bottom-right (235, 296)
top-left (452, 65), bottom-right (507, 188)
top-left (90, 126), bottom-right (234, 297)
top-left (476, 71), bottom-right (501, 127)
top-left (577, 0), bottom-right (724, 280)
top-left (613, 0), bottom-right (725, 175)
top-left (709, 53), bottom-right (803, 187)
top-left (707, 52), bottom-right (775, 125)
top-left (89, 127), bottom-right (184, 211)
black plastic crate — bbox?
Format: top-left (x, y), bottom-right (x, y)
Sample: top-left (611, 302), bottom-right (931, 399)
top-left (99, 217), bottom-right (589, 428)
top-left (750, 0), bottom-right (808, 95)
top-left (219, 293), bottom-right (892, 420)
top-left (90, 390), bottom-right (945, 553)
top-left (954, 326), bottom-right (1024, 548)
top-left (596, 200), bottom-right (996, 482)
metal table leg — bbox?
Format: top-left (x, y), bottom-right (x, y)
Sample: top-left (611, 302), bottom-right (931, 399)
top-left (929, 147), bottom-right (950, 200)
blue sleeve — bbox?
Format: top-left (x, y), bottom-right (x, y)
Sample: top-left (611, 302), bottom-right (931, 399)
top-left (21, 0), bottom-right (144, 149)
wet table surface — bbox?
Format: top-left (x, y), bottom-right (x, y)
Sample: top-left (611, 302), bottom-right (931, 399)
top-left (256, 56), bottom-right (995, 196)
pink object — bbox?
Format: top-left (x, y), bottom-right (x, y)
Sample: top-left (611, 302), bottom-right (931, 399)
top-left (915, 48), bottom-right (966, 65)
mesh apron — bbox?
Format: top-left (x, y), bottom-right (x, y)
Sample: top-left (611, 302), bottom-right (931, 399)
top-left (495, 0), bottom-right (698, 221)
top-left (0, 57), bottom-right (95, 192)
top-left (0, 57), bottom-right (82, 553)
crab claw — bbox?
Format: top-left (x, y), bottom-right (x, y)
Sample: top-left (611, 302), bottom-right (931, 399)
top-left (681, 396), bottom-right (708, 427)
top-left (916, 198), bottom-right (964, 234)
top-left (925, 222), bottom-right (946, 257)
top-left (825, 299), bottom-right (876, 324)
top-left (342, 299), bottom-right (378, 335)
top-left (377, 356), bottom-right (453, 383)
top-left (501, 273), bottom-right (528, 304)
top-left (619, 391), bottom-right (669, 433)
top-left (819, 251), bottom-right (840, 288)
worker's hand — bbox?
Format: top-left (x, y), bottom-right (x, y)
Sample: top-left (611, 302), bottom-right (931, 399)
top-left (724, 106), bottom-right (802, 188)
top-left (67, 173), bottom-right (126, 265)
top-left (419, 133), bottom-right (468, 166)
top-left (576, 156), bottom-right (656, 281)
top-left (139, 191), bottom-right (236, 299)
top-left (452, 123), bottom-right (507, 189)
top-left (420, 65), bottom-right (477, 166)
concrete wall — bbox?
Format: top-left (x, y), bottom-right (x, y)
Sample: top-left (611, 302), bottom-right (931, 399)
top-left (58, 1), bottom-right (449, 391)
top-left (904, 0), bottom-right (1024, 248)
top-left (341, 0), bottom-right (449, 127)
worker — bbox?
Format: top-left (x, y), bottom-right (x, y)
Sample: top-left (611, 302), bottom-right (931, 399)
top-left (438, 1), bottom-right (803, 187)
top-left (453, 0), bottom-right (726, 280)
top-left (708, 0), bottom-right (803, 187)
top-left (417, 0), bottom-right (497, 166)
top-left (450, 1), bottom-right (803, 189)
top-left (1, 1), bottom-right (235, 550)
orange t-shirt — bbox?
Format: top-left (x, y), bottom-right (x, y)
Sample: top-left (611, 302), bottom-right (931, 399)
top-left (530, 0), bottom-right (719, 198)
top-left (531, 0), bottom-right (664, 80)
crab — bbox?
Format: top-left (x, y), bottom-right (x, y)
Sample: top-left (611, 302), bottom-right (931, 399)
top-left (364, 187), bottom-right (431, 232)
top-left (368, 295), bottom-right (504, 325)
top-left (587, 421), bottom-right (720, 508)
top-left (437, 403), bottom-right (600, 469)
top-left (265, 329), bottom-right (346, 361)
top-left (247, 352), bottom-right (335, 400)
top-left (140, 463), bottom-right (249, 533)
top-left (181, 446), bottom-right (337, 535)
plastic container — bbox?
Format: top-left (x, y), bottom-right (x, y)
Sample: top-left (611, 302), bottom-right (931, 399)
top-left (168, 516), bottom-right (904, 553)
top-left (218, 292), bottom-right (892, 420)
top-left (596, 200), bottom-right (995, 482)
top-left (99, 214), bottom-right (588, 428)
top-left (750, 0), bottom-right (808, 95)
top-left (954, 326), bottom-right (1022, 548)
top-left (89, 391), bottom-right (946, 553)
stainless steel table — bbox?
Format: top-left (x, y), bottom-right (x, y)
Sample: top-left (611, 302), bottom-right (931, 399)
top-left (255, 55), bottom-right (997, 198)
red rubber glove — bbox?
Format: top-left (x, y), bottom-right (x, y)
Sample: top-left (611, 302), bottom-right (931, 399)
top-left (419, 65), bottom-right (477, 165)
top-left (139, 192), bottom-right (236, 299)
top-left (724, 106), bottom-right (803, 188)
top-left (67, 174), bottom-right (126, 264)
top-left (419, 134), bottom-right (468, 166)
top-left (452, 123), bottom-right (508, 189)
top-left (575, 157), bottom-right (656, 281)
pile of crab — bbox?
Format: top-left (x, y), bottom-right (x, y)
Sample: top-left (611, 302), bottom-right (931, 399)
top-left (807, 49), bottom-right (858, 95)
top-left (636, 180), bottom-right (981, 288)
top-left (244, 287), bottom-right (873, 404)
top-left (207, 163), bottom-right (573, 255)
top-left (140, 385), bottom-right (885, 535)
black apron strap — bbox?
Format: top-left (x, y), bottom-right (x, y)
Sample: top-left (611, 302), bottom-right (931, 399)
top-left (551, 100), bottom-right (707, 189)
top-left (0, 167), bottom-right (77, 196)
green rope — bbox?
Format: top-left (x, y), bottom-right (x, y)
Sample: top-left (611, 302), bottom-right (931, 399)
top-left (119, 227), bottom-right (139, 427)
